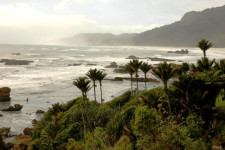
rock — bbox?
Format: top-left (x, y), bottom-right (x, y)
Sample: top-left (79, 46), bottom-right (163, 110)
top-left (23, 128), bottom-right (33, 136)
top-left (12, 134), bottom-right (31, 150)
top-left (113, 77), bottom-right (124, 81)
top-left (1, 104), bottom-right (23, 111)
top-left (86, 63), bottom-right (97, 66)
top-left (109, 77), bottom-right (159, 83)
top-left (0, 127), bottom-right (11, 138)
top-left (11, 53), bottom-right (21, 55)
top-left (113, 68), bottom-right (128, 74)
top-left (5, 142), bottom-right (14, 149)
top-left (126, 55), bottom-right (139, 59)
top-left (105, 62), bottom-right (118, 68)
top-left (147, 57), bottom-right (175, 62)
top-left (0, 87), bottom-right (11, 102)
top-left (168, 49), bottom-right (189, 54)
top-left (32, 119), bottom-right (38, 126)
top-left (36, 109), bottom-right (44, 114)
top-left (68, 63), bottom-right (81, 66)
top-left (0, 114), bottom-right (3, 117)
top-left (0, 59), bottom-right (34, 65)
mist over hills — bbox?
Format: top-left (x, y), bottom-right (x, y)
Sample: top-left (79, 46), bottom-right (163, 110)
top-left (54, 5), bottom-right (225, 47)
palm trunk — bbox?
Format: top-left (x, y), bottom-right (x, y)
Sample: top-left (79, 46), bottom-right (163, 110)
top-left (203, 51), bottom-right (206, 58)
top-left (164, 83), bottom-right (171, 114)
top-left (136, 73), bottom-right (138, 91)
top-left (79, 104), bottom-right (86, 141)
top-left (130, 75), bottom-right (133, 95)
top-left (82, 92), bottom-right (85, 104)
top-left (100, 82), bottom-right (103, 104)
top-left (93, 81), bottom-right (96, 102)
top-left (144, 73), bottom-right (147, 90)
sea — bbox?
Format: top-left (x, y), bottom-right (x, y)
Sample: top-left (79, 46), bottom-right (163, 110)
top-left (0, 44), bottom-right (224, 134)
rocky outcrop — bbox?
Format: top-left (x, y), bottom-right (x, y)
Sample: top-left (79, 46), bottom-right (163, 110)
top-left (0, 114), bottom-right (3, 117)
top-left (23, 128), bottom-right (33, 136)
top-left (147, 57), bottom-right (175, 62)
top-left (11, 53), bottom-right (21, 55)
top-left (0, 87), bottom-right (11, 102)
top-left (1, 104), bottom-right (23, 111)
top-left (105, 62), bottom-right (118, 68)
top-left (12, 134), bottom-right (32, 150)
top-left (168, 49), bottom-right (189, 54)
top-left (68, 63), bottom-right (81, 66)
top-left (113, 68), bottom-right (128, 74)
top-left (126, 55), bottom-right (139, 59)
top-left (0, 127), bottom-right (11, 138)
top-left (32, 119), bottom-right (38, 126)
top-left (36, 110), bottom-right (44, 114)
top-left (0, 59), bottom-right (34, 65)
top-left (109, 77), bottom-right (159, 83)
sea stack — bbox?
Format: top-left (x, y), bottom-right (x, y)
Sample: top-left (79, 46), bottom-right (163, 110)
top-left (0, 87), bottom-right (11, 102)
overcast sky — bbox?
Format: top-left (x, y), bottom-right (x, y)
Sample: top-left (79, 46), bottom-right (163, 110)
top-left (0, 0), bottom-right (224, 44)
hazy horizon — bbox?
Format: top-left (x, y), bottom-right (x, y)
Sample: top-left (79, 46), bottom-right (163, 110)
top-left (0, 0), bottom-right (224, 44)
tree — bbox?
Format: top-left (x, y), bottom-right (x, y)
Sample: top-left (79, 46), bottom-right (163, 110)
top-left (191, 57), bottom-right (215, 73)
top-left (96, 70), bottom-right (107, 104)
top-left (197, 39), bottom-right (213, 58)
top-left (125, 64), bottom-right (135, 95)
top-left (129, 59), bottom-right (143, 91)
top-left (215, 59), bottom-right (225, 74)
top-left (140, 62), bottom-right (152, 90)
top-left (73, 77), bottom-right (91, 103)
top-left (152, 61), bottom-right (177, 113)
top-left (86, 68), bottom-right (99, 102)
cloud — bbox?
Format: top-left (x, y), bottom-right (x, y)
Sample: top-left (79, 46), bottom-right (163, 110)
top-left (0, 3), bottom-right (159, 44)
top-left (54, 0), bottom-right (114, 10)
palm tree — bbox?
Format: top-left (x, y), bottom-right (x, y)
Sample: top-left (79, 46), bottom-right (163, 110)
top-left (129, 59), bottom-right (143, 91)
top-left (152, 61), bottom-right (177, 113)
top-left (140, 62), bottom-right (152, 90)
top-left (197, 39), bottom-right (213, 58)
top-left (125, 64), bottom-right (135, 95)
top-left (191, 57), bottom-right (215, 73)
top-left (86, 68), bottom-right (98, 102)
top-left (215, 59), bottom-right (225, 74)
top-left (96, 70), bottom-right (107, 104)
top-left (73, 77), bottom-right (91, 103)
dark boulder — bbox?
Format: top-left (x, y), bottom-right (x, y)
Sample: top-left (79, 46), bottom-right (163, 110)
top-left (11, 53), bottom-right (21, 55)
top-left (0, 127), bottom-right (11, 138)
top-left (0, 87), bottom-right (11, 102)
top-left (1, 104), bottom-right (23, 111)
top-left (36, 110), bottom-right (44, 114)
top-left (32, 119), bottom-right (38, 126)
top-left (105, 62), bottom-right (118, 68)
top-left (0, 114), bottom-right (3, 117)
top-left (113, 68), bottom-right (128, 74)
top-left (23, 128), bottom-right (33, 136)
top-left (0, 59), bottom-right (34, 65)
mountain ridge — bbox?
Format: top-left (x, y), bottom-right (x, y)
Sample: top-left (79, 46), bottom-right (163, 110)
top-left (53, 5), bottom-right (225, 47)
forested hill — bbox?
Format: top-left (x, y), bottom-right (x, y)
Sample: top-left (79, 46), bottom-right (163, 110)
top-left (53, 5), bottom-right (225, 47)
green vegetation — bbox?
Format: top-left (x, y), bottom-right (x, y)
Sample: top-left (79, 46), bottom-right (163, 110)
top-left (31, 39), bottom-right (225, 149)
top-left (140, 62), bottom-right (152, 90)
top-left (128, 59), bottom-right (143, 91)
top-left (197, 39), bottom-right (213, 58)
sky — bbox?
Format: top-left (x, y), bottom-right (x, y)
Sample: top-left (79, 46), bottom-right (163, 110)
top-left (0, 0), bottom-right (224, 44)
